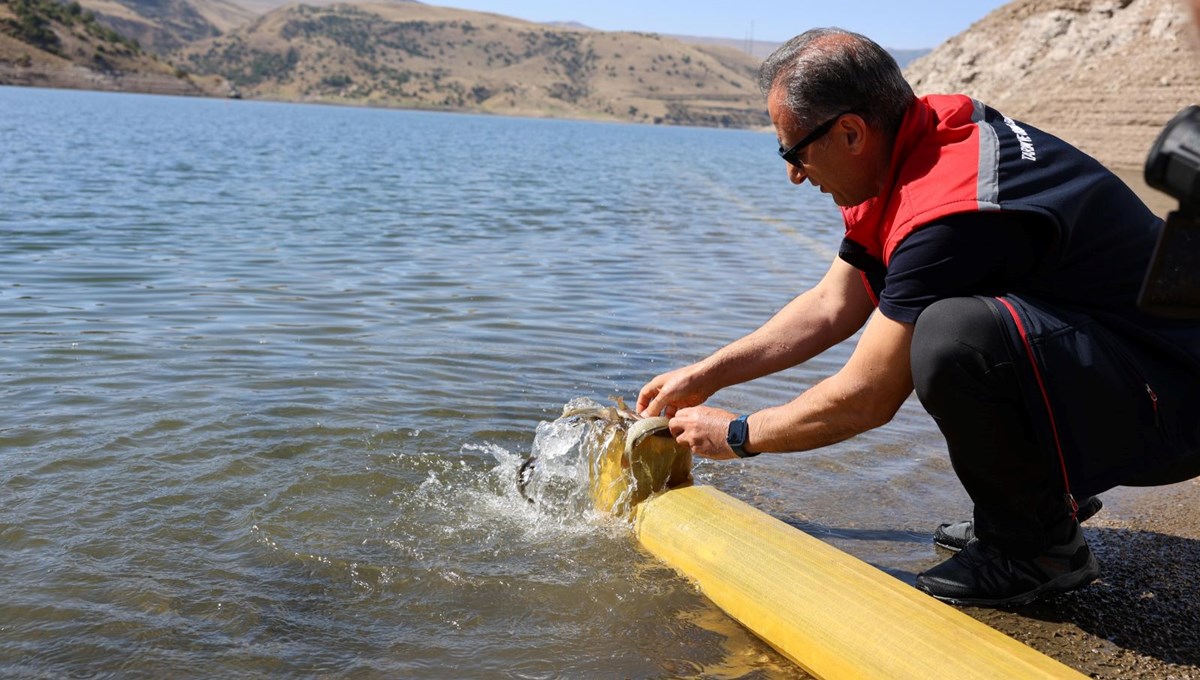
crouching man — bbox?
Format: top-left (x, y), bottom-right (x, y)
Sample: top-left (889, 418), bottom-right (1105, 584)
top-left (639, 27), bottom-right (1200, 606)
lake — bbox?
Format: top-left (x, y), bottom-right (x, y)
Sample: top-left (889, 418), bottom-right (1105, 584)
top-left (0, 86), bottom-right (959, 678)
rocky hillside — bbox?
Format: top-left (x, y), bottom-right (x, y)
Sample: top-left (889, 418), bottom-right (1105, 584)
top-left (172, 2), bottom-right (770, 127)
top-left (0, 0), bottom-right (225, 95)
top-left (904, 0), bottom-right (1200, 170)
top-left (74, 0), bottom-right (254, 51)
top-left (232, 0), bottom-right (417, 12)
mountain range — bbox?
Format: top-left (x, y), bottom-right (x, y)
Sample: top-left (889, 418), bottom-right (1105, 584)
top-left (1, 0), bottom-right (928, 129)
top-left (171, 2), bottom-right (770, 127)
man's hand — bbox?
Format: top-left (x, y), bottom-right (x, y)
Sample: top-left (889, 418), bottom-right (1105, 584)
top-left (669, 405), bottom-right (740, 459)
top-left (636, 364), bottom-right (712, 417)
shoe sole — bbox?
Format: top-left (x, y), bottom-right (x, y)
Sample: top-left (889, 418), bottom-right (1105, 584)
top-left (918, 551), bottom-right (1101, 607)
top-left (933, 497), bottom-right (1104, 553)
top-left (932, 528), bottom-right (970, 553)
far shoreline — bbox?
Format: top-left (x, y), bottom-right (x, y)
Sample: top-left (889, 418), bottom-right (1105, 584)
top-left (3, 81), bottom-right (1175, 215)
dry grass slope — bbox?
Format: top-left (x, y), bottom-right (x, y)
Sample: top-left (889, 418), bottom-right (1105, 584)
top-left (73, 0), bottom-right (254, 52)
top-left (172, 2), bottom-right (769, 127)
top-left (0, 0), bottom-right (224, 95)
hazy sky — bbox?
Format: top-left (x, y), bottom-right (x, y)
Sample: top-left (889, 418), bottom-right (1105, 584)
top-left (426, 1), bottom-right (1012, 50)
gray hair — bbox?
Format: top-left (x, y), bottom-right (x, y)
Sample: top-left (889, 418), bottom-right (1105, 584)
top-left (759, 28), bottom-right (915, 138)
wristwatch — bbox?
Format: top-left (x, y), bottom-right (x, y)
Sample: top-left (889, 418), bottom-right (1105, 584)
top-left (726, 414), bottom-right (759, 458)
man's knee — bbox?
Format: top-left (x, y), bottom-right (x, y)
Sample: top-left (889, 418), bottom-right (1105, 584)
top-left (911, 297), bottom-right (1010, 413)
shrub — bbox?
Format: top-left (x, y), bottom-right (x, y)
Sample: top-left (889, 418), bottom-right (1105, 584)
top-left (2, 0), bottom-right (62, 54)
top-left (321, 73), bottom-right (353, 88)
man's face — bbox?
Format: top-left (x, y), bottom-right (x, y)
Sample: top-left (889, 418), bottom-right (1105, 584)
top-left (767, 88), bottom-right (869, 207)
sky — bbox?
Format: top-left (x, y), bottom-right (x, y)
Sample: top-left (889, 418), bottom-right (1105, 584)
top-left (426, 1), bottom-right (1013, 50)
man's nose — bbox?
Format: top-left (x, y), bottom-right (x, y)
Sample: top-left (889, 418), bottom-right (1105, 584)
top-left (787, 163), bottom-right (807, 185)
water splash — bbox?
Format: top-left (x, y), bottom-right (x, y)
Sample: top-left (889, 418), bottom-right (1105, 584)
top-left (524, 416), bottom-right (596, 513)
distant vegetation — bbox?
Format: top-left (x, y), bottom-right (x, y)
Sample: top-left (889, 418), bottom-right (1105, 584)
top-left (0, 0), bottom-right (226, 98)
top-left (169, 3), bottom-right (770, 128)
top-left (1, 0), bottom-right (141, 55)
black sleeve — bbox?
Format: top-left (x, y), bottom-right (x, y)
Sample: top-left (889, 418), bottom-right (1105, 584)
top-left (877, 212), bottom-right (1051, 324)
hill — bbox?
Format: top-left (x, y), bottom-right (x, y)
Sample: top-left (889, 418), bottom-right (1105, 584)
top-left (172, 2), bottom-right (770, 127)
top-left (222, 0), bottom-right (929, 65)
top-left (0, 0), bottom-right (226, 96)
top-left (74, 0), bottom-right (255, 51)
top-left (904, 0), bottom-right (1200, 170)
top-left (668, 33), bottom-right (930, 67)
top-left (3, 0), bottom-right (928, 128)
top-left (234, 0), bottom-right (420, 12)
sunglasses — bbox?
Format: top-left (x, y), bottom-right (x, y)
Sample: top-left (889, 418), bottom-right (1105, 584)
top-left (777, 112), bottom-right (853, 167)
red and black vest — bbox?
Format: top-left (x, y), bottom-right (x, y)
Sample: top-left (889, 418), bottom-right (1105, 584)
top-left (837, 94), bottom-right (1164, 318)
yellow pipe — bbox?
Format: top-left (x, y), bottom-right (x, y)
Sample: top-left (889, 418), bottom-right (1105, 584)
top-left (635, 485), bottom-right (1087, 680)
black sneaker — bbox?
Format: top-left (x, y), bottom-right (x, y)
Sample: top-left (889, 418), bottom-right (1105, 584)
top-left (933, 495), bottom-right (1103, 552)
top-left (916, 523), bottom-right (1100, 607)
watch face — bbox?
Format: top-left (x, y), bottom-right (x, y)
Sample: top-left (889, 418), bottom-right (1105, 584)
top-left (727, 416), bottom-right (749, 447)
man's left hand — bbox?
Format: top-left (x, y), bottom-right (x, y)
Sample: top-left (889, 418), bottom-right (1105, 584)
top-left (669, 406), bottom-right (740, 459)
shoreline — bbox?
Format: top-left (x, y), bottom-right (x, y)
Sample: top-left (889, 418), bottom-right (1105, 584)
top-left (0, 80), bottom-right (1186, 171)
top-left (0, 78), bottom-right (758, 131)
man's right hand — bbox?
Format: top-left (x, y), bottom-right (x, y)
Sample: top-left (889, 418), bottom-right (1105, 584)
top-left (637, 364), bottom-right (713, 418)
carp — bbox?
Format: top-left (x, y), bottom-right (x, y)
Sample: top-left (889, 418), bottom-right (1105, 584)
top-left (518, 397), bottom-right (693, 517)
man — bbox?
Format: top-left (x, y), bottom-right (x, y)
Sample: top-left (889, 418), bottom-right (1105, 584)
top-left (638, 27), bottom-right (1200, 607)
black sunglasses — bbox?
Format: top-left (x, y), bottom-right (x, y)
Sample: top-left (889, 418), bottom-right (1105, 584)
top-left (777, 112), bottom-right (853, 167)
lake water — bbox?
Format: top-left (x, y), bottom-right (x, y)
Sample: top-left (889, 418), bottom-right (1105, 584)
top-left (0, 86), bottom-right (961, 678)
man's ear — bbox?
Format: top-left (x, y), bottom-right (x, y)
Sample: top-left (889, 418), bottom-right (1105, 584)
top-left (839, 114), bottom-right (870, 155)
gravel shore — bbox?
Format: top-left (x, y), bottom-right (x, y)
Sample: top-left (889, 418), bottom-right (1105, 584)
top-left (960, 479), bottom-right (1200, 678)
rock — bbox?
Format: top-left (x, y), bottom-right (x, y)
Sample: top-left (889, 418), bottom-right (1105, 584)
top-left (904, 0), bottom-right (1200, 169)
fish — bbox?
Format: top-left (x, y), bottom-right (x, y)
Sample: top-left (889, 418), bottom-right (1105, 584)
top-left (518, 397), bottom-right (693, 517)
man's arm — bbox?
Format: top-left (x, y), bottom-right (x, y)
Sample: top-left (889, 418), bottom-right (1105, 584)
top-left (668, 311), bottom-right (915, 458)
top-left (637, 256), bottom-right (875, 417)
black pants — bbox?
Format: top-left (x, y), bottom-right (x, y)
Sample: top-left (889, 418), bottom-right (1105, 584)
top-left (911, 296), bottom-right (1200, 557)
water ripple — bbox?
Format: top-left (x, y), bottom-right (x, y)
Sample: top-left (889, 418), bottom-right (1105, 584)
top-left (0, 86), bottom-right (940, 679)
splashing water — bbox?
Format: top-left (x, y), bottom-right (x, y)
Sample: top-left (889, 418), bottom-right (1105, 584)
top-left (513, 415), bottom-right (596, 518)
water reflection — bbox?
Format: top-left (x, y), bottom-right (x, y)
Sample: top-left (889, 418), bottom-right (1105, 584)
top-left (0, 86), bottom-right (950, 678)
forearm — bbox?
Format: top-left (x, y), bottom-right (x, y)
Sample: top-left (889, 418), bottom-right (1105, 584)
top-left (669, 368), bottom-right (906, 460)
top-left (746, 376), bottom-right (888, 453)
top-left (743, 313), bottom-right (916, 455)
top-left (696, 284), bottom-right (866, 391)
top-left (639, 258), bottom-right (873, 418)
